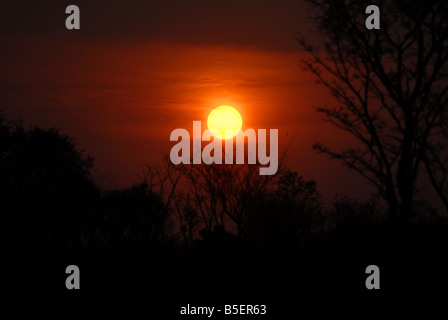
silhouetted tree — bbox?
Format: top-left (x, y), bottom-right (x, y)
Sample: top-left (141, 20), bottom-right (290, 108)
top-left (91, 184), bottom-right (171, 249)
top-left (298, 0), bottom-right (448, 227)
top-left (423, 138), bottom-right (448, 213)
top-left (139, 158), bottom-right (194, 245)
top-left (176, 162), bottom-right (278, 239)
top-left (247, 170), bottom-right (323, 247)
top-left (0, 115), bottom-right (99, 250)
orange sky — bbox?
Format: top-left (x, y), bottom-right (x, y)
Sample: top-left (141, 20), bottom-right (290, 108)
top-left (0, 1), bottom-right (374, 200)
top-left (1, 35), bottom-right (372, 199)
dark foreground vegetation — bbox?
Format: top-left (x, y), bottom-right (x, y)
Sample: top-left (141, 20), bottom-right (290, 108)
top-left (1, 115), bottom-right (447, 299)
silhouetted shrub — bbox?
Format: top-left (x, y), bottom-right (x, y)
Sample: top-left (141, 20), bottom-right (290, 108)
top-left (85, 184), bottom-right (172, 249)
top-left (0, 117), bottom-right (99, 250)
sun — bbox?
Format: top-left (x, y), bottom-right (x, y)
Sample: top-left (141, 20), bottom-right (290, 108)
top-left (207, 105), bottom-right (243, 140)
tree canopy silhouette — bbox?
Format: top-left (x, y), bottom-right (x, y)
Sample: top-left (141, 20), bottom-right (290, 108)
top-left (297, 0), bottom-right (448, 226)
top-left (0, 114), bottom-right (99, 250)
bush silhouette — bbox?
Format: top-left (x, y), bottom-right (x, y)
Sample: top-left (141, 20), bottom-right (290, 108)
top-left (0, 118), bottom-right (99, 250)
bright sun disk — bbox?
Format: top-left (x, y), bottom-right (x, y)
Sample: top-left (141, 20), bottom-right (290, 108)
top-left (207, 105), bottom-right (243, 140)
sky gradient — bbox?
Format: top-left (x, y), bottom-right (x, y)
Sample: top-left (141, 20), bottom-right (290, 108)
top-left (0, 0), bottom-right (373, 199)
